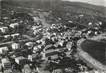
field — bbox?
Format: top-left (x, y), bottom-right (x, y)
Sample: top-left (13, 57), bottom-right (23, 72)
top-left (81, 40), bottom-right (106, 65)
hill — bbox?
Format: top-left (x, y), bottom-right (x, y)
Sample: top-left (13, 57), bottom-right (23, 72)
top-left (59, 1), bottom-right (106, 17)
top-left (2, 0), bottom-right (106, 18)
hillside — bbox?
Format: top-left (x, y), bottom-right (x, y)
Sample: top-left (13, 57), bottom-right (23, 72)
top-left (59, 1), bottom-right (106, 17)
top-left (2, 0), bottom-right (60, 10)
top-left (2, 0), bottom-right (106, 18)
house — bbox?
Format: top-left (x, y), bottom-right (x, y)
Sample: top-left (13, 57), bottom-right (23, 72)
top-left (0, 47), bottom-right (8, 54)
top-left (11, 43), bottom-right (20, 50)
top-left (15, 56), bottom-right (28, 65)
top-left (4, 35), bottom-right (11, 39)
top-left (33, 17), bottom-right (40, 23)
top-left (66, 42), bottom-right (72, 51)
top-left (33, 46), bottom-right (39, 53)
top-left (22, 64), bottom-right (31, 73)
top-left (11, 33), bottom-right (20, 39)
top-left (1, 58), bottom-right (11, 70)
top-left (88, 22), bottom-right (92, 26)
top-left (0, 27), bottom-right (8, 34)
top-left (44, 49), bottom-right (59, 60)
top-left (25, 42), bottom-right (34, 47)
top-left (9, 23), bottom-right (19, 29)
top-left (28, 54), bottom-right (38, 62)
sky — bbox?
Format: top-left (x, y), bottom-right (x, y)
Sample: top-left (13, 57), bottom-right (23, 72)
top-left (62, 0), bottom-right (106, 7)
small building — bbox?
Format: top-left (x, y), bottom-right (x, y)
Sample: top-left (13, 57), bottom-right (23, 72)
top-left (9, 23), bottom-right (19, 29)
top-left (15, 56), bottom-right (28, 65)
top-left (0, 27), bottom-right (8, 34)
top-left (22, 64), bottom-right (31, 73)
top-left (33, 46), bottom-right (39, 53)
top-left (33, 17), bottom-right (40, 23)
top-left (0, 47), bottom-right (8, 54)
top-left (1, 58), bottom-right (11, 70)
top-left (11, 33), bottom-right (20, 39)
top-left (88, 22), bottom-right (92, 26)
top-left (44, 49), bottom-right (59, 60)
top-left (28, 54), bottom-right (38, 62)
top-left (4, 35), bottom-right (11, 39)
top-left (25, 42), bottom-right (34, 47)
top-left (11, 43), bottom-right (20, 50)
top-left (66, 42), bottom-right (72, 51)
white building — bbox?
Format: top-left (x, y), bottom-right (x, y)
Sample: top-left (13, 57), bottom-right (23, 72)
top-left (9, 23), bottom-right (19, 28)
top-left (11, 43), bottom-right (20, 50)
top-left (0, 47), bottom-right (8, 54)
top-left (1, 58), bottom-right (11, 69)
top-left (11, 33), bottom-right (20, 39)
top-left (0, 27), bottom-right (8, 33)
top-left (15, 56), bottom-right (27, 65)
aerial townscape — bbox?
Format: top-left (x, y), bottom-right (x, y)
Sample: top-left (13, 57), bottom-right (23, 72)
top-left (0, 0), bottom-right (106, 73)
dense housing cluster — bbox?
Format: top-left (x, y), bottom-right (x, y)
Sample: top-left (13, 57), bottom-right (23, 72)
top-left (0, 7), bottom-right (105, 73)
